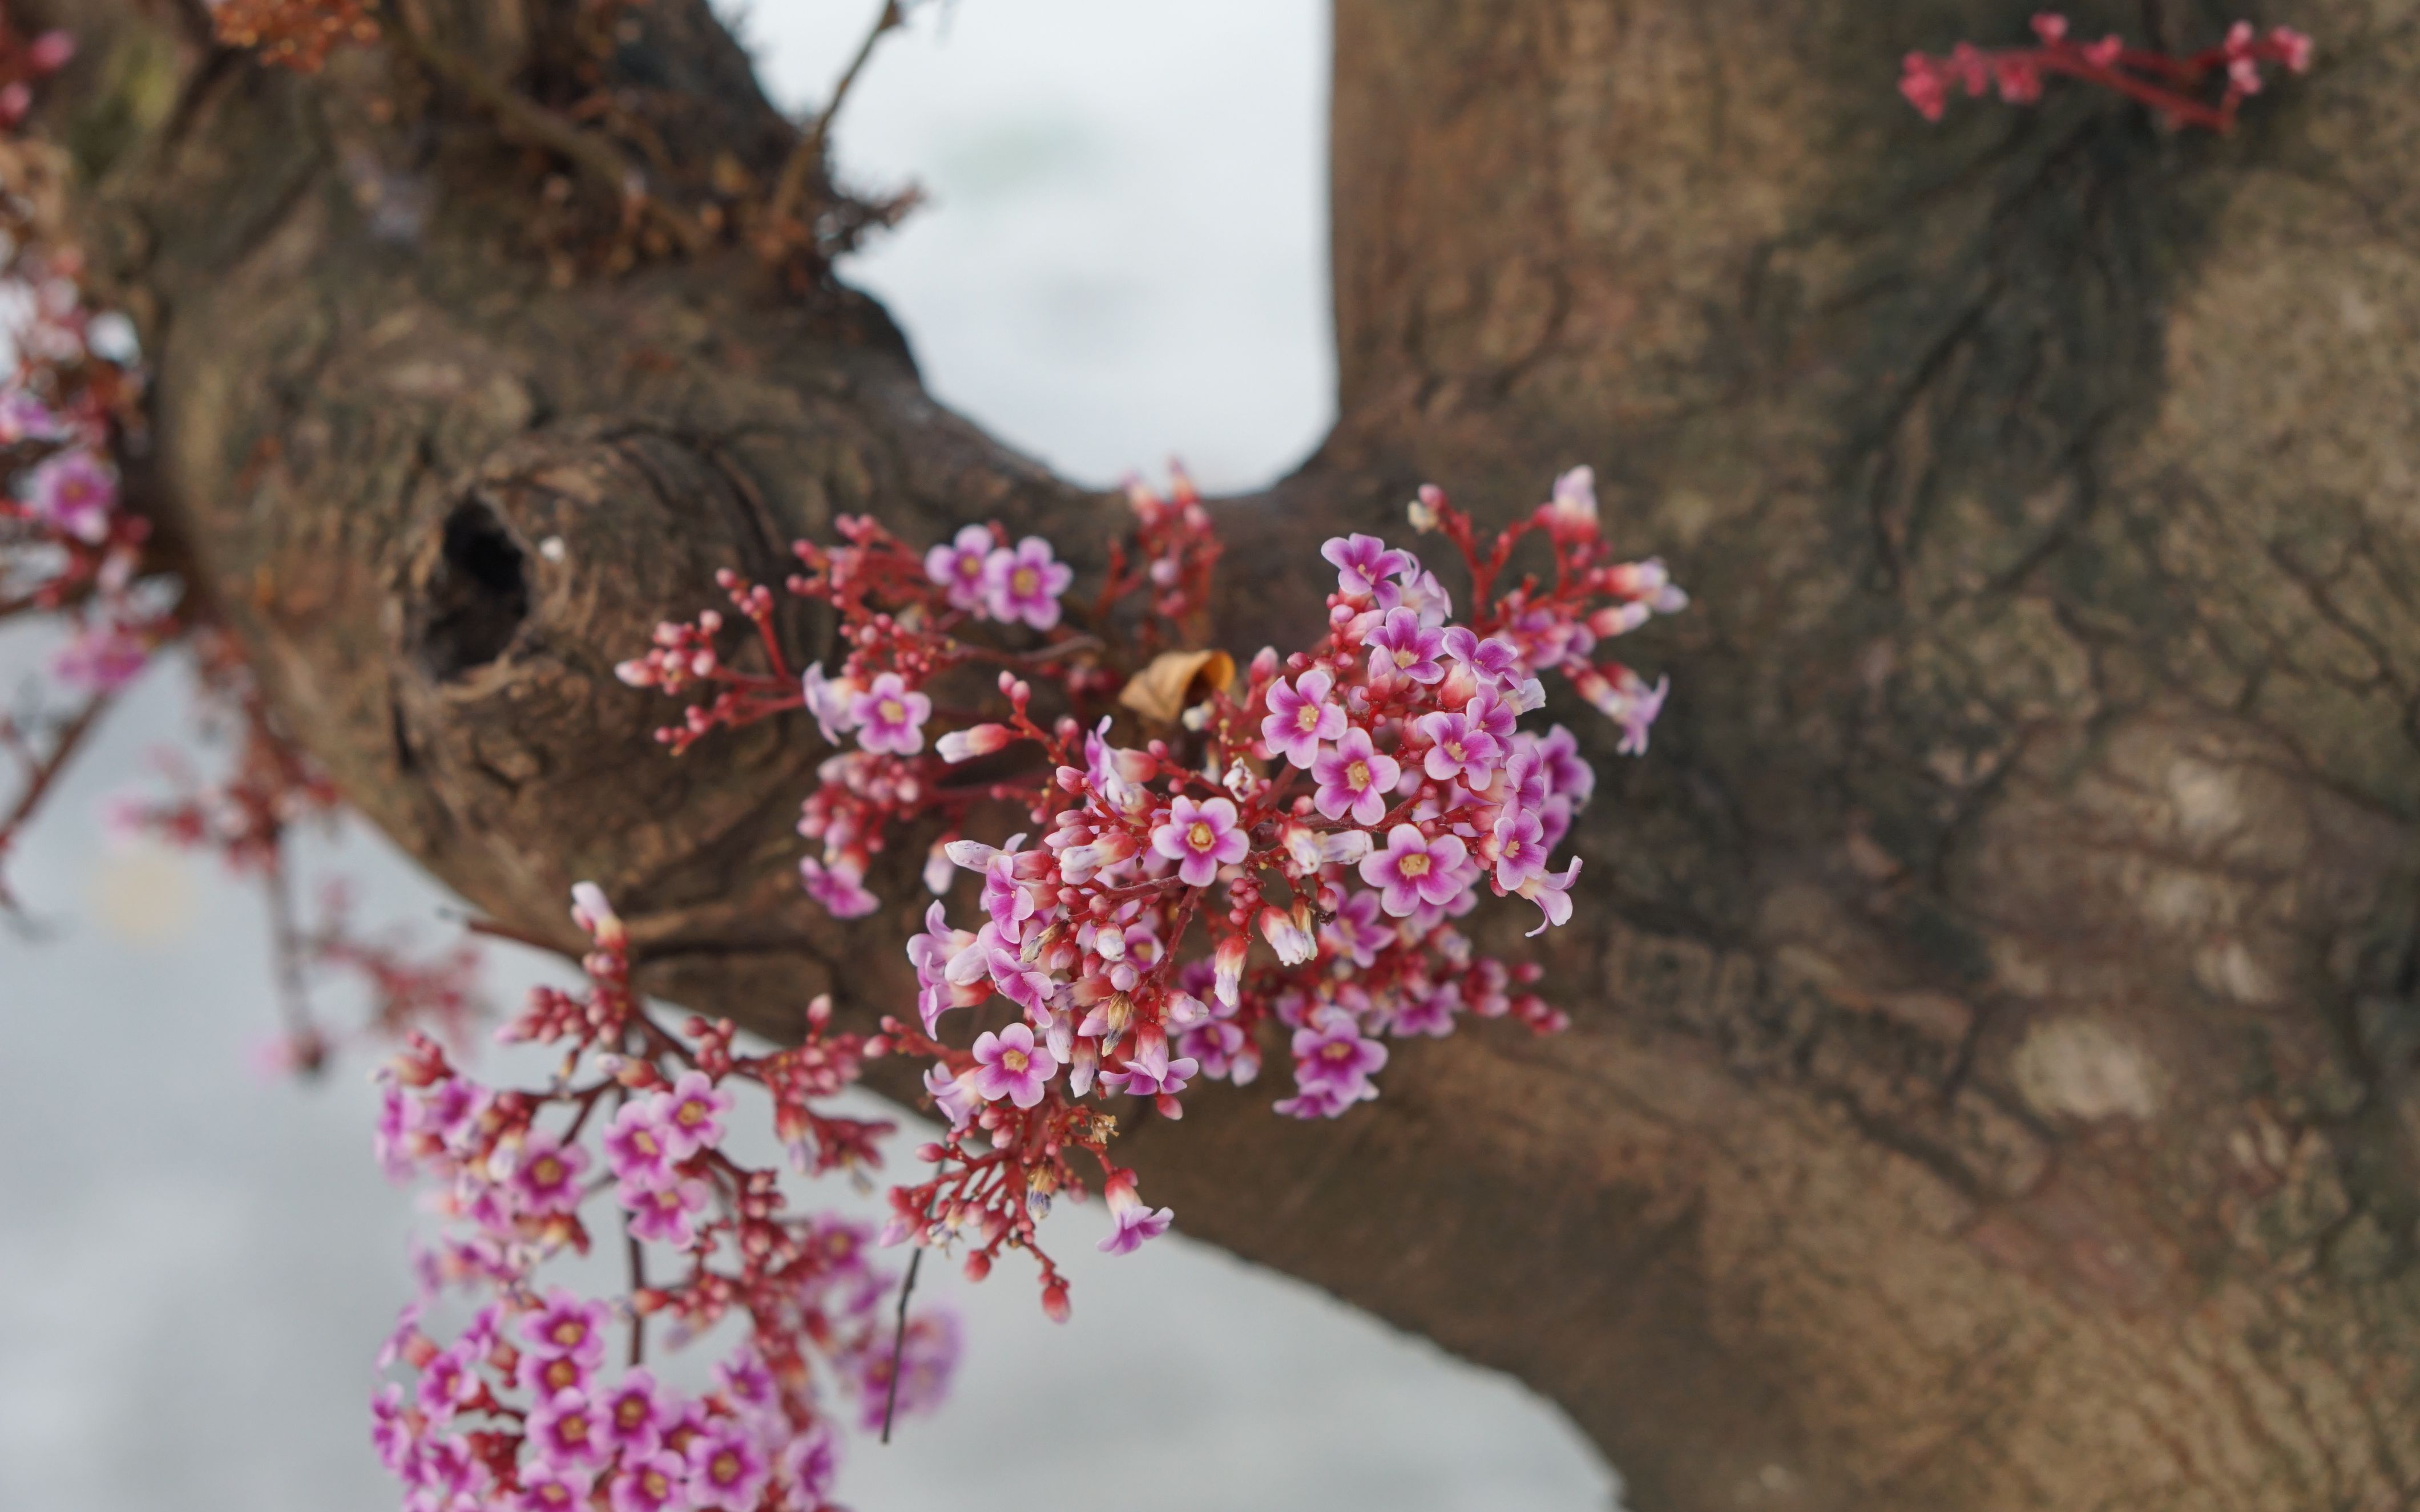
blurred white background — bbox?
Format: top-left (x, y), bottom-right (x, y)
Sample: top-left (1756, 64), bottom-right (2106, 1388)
top-left (0, 4), bottom-right (1619, 1509)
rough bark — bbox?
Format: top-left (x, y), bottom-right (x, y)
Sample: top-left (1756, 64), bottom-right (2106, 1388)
top-left (46, 1), bottom-right (2420, 1508)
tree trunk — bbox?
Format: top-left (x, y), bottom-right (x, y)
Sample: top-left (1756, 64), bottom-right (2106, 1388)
top-left (49, 1), bottom-right (2420, 1507)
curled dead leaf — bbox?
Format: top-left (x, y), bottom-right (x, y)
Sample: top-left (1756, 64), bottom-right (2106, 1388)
top-left (1117, 649), bottom-right (1235, 723)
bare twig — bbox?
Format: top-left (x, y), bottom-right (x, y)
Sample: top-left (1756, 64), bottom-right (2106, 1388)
top-left (765, 1), bottom-right (906, 238)
top-left (878, 1240), bottom-right (923, 1444)
top-left (0, 693), bottom-right (115, 915)
top-left (376, 2), bottom-right (707, 254)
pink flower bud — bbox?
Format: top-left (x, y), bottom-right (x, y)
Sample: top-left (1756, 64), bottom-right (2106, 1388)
top-left (937, 723), bottom-right (1014, 763)
top-left (1042, 1281), bottom-right (1072, 1323)
top-left (1213, 932), bottom-right (1249, 1008)
top-left (1257, 905), bottom-right (1316, 967)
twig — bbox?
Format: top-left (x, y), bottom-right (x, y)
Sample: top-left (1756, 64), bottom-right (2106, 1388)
top-left (0, 692), bottom-right (114, 913)
top-left (878, 1242), bottom-right (923, 1444)
top-left (376, 2), bottom-right (707, 253)
top-left (626, 1224), bottom-right (648, 1366)
top-left (260, 840), bottom-right (320, 1070)
top-left (766, 1), bottom-right (905, 236)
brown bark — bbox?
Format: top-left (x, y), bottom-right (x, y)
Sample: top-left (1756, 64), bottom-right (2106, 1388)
top-left (46, 1), bottom-right (2420, 1507)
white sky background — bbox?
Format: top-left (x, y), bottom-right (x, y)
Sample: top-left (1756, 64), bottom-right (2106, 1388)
top-left (0, 5), bottom-right (1620, 1510)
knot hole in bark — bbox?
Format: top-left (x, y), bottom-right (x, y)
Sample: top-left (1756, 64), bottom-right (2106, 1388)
top-left (416, 499), bottom-right (531, 680)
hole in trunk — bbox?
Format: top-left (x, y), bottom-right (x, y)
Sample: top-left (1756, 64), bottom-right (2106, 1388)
top-left (417, 500), bottom-right (530, 679)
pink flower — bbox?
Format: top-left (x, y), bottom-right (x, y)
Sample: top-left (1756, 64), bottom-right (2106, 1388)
top-left (369, 1384), bottom-right (418, 1474)
top-left (1391, 981), bottom-right (1460, 1038)
top-left (1260, 668), bottom-right (1346, 769)
top-left (798, 854), bottom-right (881, 918)
top-left (799, 662), bottom-right (858, 743)
top-left (852, 1313), bottom-right (961, 1429)
top-left (607, 1450), bottom-right (689, 1512)
top-left (527, 1388), bottom-right (610, 1471)
top-left (1320, 532), bottom-right (1409, 597)
top-left (1533, 723), bottom-right (1594, 804)
top-left (507, 1130), bottom-right (590, 1215)
top-left (1518, 856), bottom-right (1583, 937)
top-left (923, 523), bottom-right (995, 611)
top-left (716, 1349), bottom-right (780, 1423)
top-left (521, 1289), bottom-right (611, 1366)
top-left (921, 1064), bottom-right (977, 1133)
top-left (1490, 807), bottom-right (1550, 892)
top-left (52, 621), bottom-right (148, 693)
top-left (1365, 607), bottom-right (1445, 683)
top-left (685, 1423), bottom-right (770, 1510)
top-left (1319, 889), bottom-right (1395, 969)
top-left (1098, 1032), bottom-right (1198, 1102)
top-left (781, 1426), bottom-right (840, 1506)
top-left (1290, 1020), bottom-right (1389, 1104)
top-left (655, 1072), bottom-right (731, 1159)
top-left (513, 1464), bottom-right (583, 1512)
top-left (1414, 708), bottom-right (1499, 785)
top-left (1311, 727), bottom-right (1401, 827)
top-left (970, 1021), bottom-right (1059, 1108)
top-left (415, 1341), bottom-right (480, 1420)
top-left (515, 1347), bottom-right (591, 1402)
top-left (975, 931), bottom-right (1055, 1015)
top-left (908, 902), bottom-right (980, 1034)
top-left (603, 1101), bottom-right (678, 1191)
top-left (1149, 794), bottom-right (1247, 887)
top-left (982, 536), bottom-right (1073, 628)
top-left (848, 671), bottom-right (931, 755)
top-left (624, 1177), bottom-right (711, 1248)
top-left (23, 448), bottom-right (114, 543)
top-left (1096, 1167), bottom-right (1173, 1255)
top-left (1358, 824), bottom-right (1469, 917)
top-left (596, 1368), bottom-right (669, 1457)
top-left (1441, 626), bottom-right (1522, 685)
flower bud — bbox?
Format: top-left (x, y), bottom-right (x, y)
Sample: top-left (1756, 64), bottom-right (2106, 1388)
top-left (1041, 1281), bottom-right (1072, 1323)
top-left (1258, 905), bottom-right (1317, 967)
top-left (569, 882), bottom-right (624, 950)
top-left (937, 723), bottom-right (1014, 763)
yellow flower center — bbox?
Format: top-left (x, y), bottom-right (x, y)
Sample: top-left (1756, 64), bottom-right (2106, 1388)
top-left (1399, 854), bottom-right (1429, 878)
top-left (677, 1102), bottom-right (704, 1126)
top-left (1347, 760), bottom-right (1369, 788)
top-left (1324, 1041), bottom-right (1355, 1061)
top-left (618, 1398), bottom-right (647, 1428)
top-left (879, 698), bottom-right (905, 723)
top-left (559, 1416), bottom-right (588, 1444)
top-left (712, 1452), bottom-right (740, 1485)
top-left (633, 1130), bottom-right (658, 1157)
top-left (1187, 821), bottom-right (1214, 851)
top-left (644, 1470), bottom-right (669, 1497)
top-left (1002, 1048), bottom-right (1029, 1073)
top-left (1296, 704), bottom-right (1320, 730)
top-left (531, 1156), bottom-right (562, 1184)
top-left (552, 1320), bottom-right (586, 1346)
top-left (1013, 567), bottom-right (1039, 595)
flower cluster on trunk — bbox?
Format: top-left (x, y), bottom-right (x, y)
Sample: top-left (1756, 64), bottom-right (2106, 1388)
top-left (623, 463), bottom-right (1684, 1318)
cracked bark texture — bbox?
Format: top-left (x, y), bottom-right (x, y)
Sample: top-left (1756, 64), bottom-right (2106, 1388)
top-left (45, 1), bottom-right (2420, 1508)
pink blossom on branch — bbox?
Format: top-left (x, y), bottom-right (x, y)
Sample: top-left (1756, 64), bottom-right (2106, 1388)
top-left (1901, 13), bottom-right (2313, 132)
